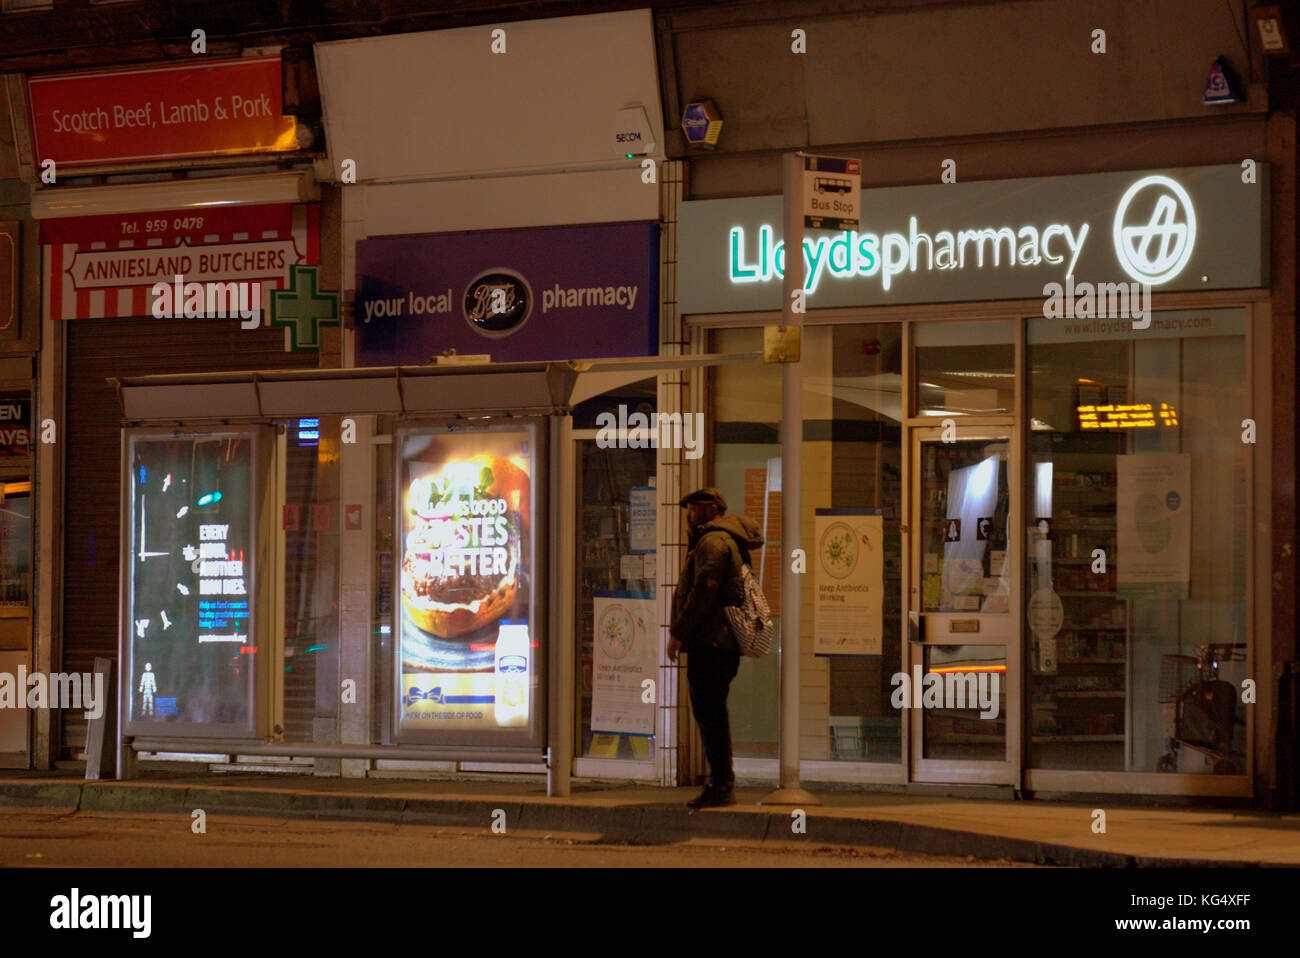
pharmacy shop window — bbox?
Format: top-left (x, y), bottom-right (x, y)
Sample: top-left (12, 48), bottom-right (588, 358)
top-left (1025, 309), bottom-right (1249, 775)
top-left (709, 322), bottom-right (904, 764)
top-left (573, 378), bottom-right (658, 761)
top-left (915, 320), bottom-right (1015, 417)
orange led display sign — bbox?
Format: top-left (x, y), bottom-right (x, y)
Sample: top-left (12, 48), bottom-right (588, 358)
top-left (1077, 402), bottom-right (1178, 430)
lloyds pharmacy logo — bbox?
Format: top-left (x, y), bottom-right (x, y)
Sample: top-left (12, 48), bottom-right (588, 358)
top-left (0, 667), bottom-right (103, 720)
top-left (50, 889), bottom-right (151, 939)
top-left (891, 666), bottom-right (1000, 719)
top-left (595, 405), bottom-right (704, 460)
top-left (150, 274), bottom-right (261, 328)
top-left (1112, 174), bottom-right (1196, 285)
top-left (1040, 175), bottom-right (1196, 326)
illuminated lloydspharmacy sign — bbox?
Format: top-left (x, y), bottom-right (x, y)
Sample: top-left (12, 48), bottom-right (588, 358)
top-left (676, 164), bottom-right (1265, 314)
top-left (728, 219), bottom-right (1092, 294)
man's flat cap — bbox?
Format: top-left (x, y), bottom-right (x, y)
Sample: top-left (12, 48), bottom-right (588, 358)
top-left (679, 487), bottom-right (727, 511)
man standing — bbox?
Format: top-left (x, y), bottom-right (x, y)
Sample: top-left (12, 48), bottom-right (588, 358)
top-left (669, 488), bottom-right (764, 809)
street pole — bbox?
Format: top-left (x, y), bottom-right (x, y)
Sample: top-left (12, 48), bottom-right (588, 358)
top-left (549, 413), bottom-right (573, 797)
top-left (761, 152), bottom-right (819, 806)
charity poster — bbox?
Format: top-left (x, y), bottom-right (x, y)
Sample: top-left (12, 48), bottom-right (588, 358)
top-left (629, 486), bottom-right (656, 553)
top-left (126, 432), bottom-right (255, 733)
top-left (397, 426), bottom-right (539, 740)
top-left (1117, 453), bottom-right (1191, 599)
top-left (591, 591), bottom-right (657, 736)
top-left (814, 510), bottom-right (884, 655)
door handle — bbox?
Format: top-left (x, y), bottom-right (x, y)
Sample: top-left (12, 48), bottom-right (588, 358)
top-left (908, 610), bottom-right (925, 644)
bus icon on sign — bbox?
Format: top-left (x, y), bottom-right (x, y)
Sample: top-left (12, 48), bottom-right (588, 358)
top-left (814, 176), bottom-right (852, 194)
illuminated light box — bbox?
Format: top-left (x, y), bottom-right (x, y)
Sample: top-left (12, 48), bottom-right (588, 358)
top-left (394, 419), bottom-right (545, 749)
top-left (121, 426), bottom-right (275, 739)
top-left (676, 164), bottom-right (1266, 316)
top-left (1077, 402), bottom-right (1179, 430)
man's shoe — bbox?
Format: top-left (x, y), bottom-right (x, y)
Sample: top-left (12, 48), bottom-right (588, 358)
top-left (686, 784), bottom-right (736, 809)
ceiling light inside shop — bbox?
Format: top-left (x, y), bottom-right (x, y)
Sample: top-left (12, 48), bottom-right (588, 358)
top-left (969, 455), bottom-right (998, 498)
top-left (919, 407), bottom-right (1010, 416)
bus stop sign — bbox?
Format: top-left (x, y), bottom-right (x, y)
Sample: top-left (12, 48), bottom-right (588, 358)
top-left (803, 154), bottom-right (861, 231)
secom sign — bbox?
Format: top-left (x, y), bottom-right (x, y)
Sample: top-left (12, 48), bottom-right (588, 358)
top-left (676, 164), bottom-right (1265, 314)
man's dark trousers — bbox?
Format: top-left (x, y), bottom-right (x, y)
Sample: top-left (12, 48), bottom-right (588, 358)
top-left (686, 643), bottom-right (741, 787)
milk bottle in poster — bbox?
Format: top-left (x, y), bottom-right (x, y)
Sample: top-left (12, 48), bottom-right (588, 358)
top-left (494, 623), bottom-right (529, 727)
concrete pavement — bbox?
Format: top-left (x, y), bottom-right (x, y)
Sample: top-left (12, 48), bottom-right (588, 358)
top-left (0, 769), bottom-right (1296, 867)
top-left (0, 807), bottom-right (1036, 868)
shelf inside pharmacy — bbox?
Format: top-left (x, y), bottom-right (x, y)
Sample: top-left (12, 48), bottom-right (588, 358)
top-left (1028, 435), bottom-right (1134, 761)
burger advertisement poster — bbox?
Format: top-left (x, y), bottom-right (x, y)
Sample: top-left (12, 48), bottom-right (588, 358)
top-left (397, 424), bottom-right (540, 742)
top-left (123, 430), bottom-right (262, 736)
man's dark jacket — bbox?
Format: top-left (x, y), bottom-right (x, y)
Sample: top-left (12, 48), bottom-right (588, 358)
top-left (670, 513), bottom-right (765, 653)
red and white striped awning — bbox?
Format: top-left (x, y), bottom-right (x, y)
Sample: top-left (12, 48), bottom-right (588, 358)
top-left (42, 203), bottom-right (319, 321)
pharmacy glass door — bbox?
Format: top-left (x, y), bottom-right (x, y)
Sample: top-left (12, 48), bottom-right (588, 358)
top-left (908, 424), bottom-right (1021, 785)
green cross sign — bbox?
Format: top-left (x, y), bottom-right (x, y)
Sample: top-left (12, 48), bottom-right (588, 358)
top-left (270, 265), bottom-right (339, 351)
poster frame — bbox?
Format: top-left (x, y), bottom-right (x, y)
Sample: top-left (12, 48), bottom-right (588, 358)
top-left (813, 507), bottom-right (884, 657)
top-left (119, 424), bottom-right (275, 740)
top-left (590, 589), bottom-right (657, 736)
top-left (391, 417), bottom-right (547, 749)
top-left (1115, 451), bottom-right (1192, 600)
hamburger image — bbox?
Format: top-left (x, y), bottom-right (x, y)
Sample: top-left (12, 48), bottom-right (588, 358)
top-left (400, 454), bottom-right (529, 639)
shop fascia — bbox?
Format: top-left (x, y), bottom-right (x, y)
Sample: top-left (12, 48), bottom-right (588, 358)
top-left (729, 217), bottom-right (1088, 293)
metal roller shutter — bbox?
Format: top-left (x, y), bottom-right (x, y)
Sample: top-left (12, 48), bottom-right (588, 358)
top-left (61, 317), bottom-right (315, 759)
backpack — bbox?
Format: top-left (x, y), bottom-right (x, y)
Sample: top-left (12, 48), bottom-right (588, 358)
top-left (724, 561), bottom-right (775, 657)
